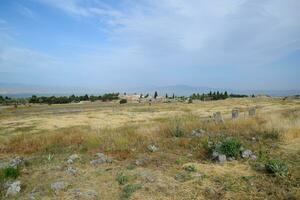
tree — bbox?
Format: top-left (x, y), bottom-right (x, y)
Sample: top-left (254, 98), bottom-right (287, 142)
top-left (172, 93), bottom-right (175, 99)
top-left (154, 91), bottom-right (158, 99)
top-left (165, 93), bottom-right (168, 99)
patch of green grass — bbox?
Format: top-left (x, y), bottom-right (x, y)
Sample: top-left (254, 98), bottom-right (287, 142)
top-left (116, 172), bottom-right (129, 185)
top-left (265, 159), bottom-right (288, 177)
top-left (1, 166), bottom-right (20, 180)
top-left (121, 184), bottom-right (142, 199)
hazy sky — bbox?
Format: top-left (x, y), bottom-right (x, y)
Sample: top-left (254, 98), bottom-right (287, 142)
top-left (0, 0), bottom-right (300, 90)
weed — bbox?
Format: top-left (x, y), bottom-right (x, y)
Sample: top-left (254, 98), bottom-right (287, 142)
top-left (116, 172), bottom-right (129, 185)
top-left (184, 164), bottom-right (197, 172)
top-left (121, 184), bottom-right (142, 199)
top-left (265, 159), bottom-right (288, 177)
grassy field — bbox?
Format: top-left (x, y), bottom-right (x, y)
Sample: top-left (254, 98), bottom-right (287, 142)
top-left (0, 97), bottom-right (300, 199)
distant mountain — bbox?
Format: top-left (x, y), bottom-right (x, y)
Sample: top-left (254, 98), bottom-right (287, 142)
top-left (0, 82), bottom-right (299, 97)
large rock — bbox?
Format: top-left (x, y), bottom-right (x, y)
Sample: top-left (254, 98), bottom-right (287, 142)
top-left (232, 109), bottom-right (239, 120)
top-left (6, 181), bottom-right (21, 197)
top-left (213, 112), bottom-right (224, 123)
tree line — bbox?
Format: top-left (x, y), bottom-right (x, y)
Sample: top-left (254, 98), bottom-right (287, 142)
top-left (190, 91), bottom-right (249, 101)
top-left (0, 93), bottom-right (120, 105)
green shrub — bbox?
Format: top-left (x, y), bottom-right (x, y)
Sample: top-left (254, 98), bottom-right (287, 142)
top-left (216, 138), bottom-right (242, 157)
top-left (171, 124), bottom-right (184, 137)
top-left (1, 167), bottom-right (20, 179)
top-left (120, 99), bottom-right (127, 104)
top-left (121, 184), bottom-right (142, 199)
top-left (265, 159), bottom-right (288, 177)
top-left (116, 172), bottom-right (129, 185)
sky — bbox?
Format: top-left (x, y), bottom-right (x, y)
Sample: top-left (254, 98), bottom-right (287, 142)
top-left (0, 0), bottom-right (300, 91)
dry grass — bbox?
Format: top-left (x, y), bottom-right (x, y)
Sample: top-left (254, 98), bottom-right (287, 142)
top-left (0, 98), bottom-right (300, 199)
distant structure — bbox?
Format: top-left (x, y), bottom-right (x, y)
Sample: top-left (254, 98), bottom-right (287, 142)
top-left (249, 107), bottom-right (256, 117)
top-left (213, 112), bottom-right (224, 123)
top-left (232, 109), bottom-right (239, 120)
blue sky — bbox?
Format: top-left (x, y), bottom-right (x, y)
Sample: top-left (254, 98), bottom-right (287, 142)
top-left (0, 0), bottom-right (299, 91)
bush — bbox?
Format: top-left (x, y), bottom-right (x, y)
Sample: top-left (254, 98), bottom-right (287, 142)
top-left (1, 167), bottom-right (20, 180)
top-left (216, 138), bottom-right (242, 157)
top-left (120, 99), bottom-right (127, 104)
top-left (116, 172), bottom-right (129, 185)
top-left (265, 159), bottom-right (288, 177)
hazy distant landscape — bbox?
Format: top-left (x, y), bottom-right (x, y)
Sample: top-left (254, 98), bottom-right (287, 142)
top-left (1, 0), bottom-right (300, 199)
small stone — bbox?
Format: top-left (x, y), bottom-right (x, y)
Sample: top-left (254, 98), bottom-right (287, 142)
top-left (147, 145), bottom-right (159, 152)
top-left (6, 181), bottom-right (21, 197)
top-left (10, 157), bottom-right (24, 168)
top-left (90, 153), bottom-right (111, 166)
top-left (250, 155), bottom-right (257, 160)
top-left (140, 171), bottom-right (156, 183)
top-left (227, 157), bottom-right (235, 161)
top-left (211, 151), bottom-right (219, 160)
top-left (51, 181), bottom-right (67, 194)
top-left (66, 167), bottom-right (78, 176)
top-left (135, 158), bottom-right (147, 166)
top-left (241, 149), bottom-right (253, 159)
top-left (217, 155), bottom-right (226, 163)
top-left (191, 129), bottom-right (206, 137)
top-left (66, 154), bottom-right (80, 164)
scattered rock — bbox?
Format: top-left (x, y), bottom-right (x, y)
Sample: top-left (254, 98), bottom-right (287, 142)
top-left (135, 158), bottom-right (147, 166)
top-left (51, 181), bottom-right (68, 194)
top-left (66, 166), bottom-right (78, 176)
top-left (6, 181), bottom-right (21, 197)
top-left (213, 112), bottom-right (224, 123)
top-left (90, 153), bottom-right (112, 166)
top-left (72, 189), bottom-right (98, 199)
top-left (66, 154), bottom-right (80, 164)
top-left (140, 171), bottom-right (156, 183)
top-left (191, 129), bottom-right (206, 138)
top-left (241, 149), bottom-right (253, 159)
top-left (232, 109), bottom-right (239, 120)
top-left (10, 157), bottom-right (24, 168)
top-left (147, 145), bottom-right (159, 152)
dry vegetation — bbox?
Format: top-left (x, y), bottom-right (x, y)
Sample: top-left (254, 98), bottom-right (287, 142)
top-left (0, 98), bottom-right (299, 199)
